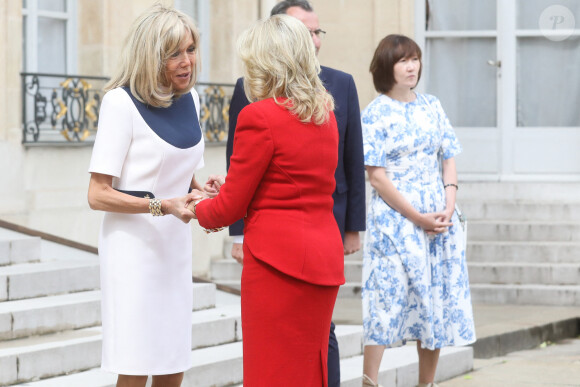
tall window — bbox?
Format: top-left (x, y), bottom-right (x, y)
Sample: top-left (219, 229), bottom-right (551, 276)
top-left (22, 0), bottom-right (77, 74)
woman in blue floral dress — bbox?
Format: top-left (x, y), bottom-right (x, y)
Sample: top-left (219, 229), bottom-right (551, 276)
top-left (360, 35), bottom-right (476, 387)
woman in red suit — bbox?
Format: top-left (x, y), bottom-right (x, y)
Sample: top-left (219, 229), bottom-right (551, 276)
top-left (190, 14), bottom-right (344, 387)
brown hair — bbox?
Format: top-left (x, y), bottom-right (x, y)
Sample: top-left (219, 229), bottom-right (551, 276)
top-left (369, 34), bottom-right (422, 94)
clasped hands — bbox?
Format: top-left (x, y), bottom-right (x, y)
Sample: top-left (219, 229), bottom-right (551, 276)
top-left (164, 175), bottom-right (225, 223)
top-left (416, 208), bottom-right (454, 235)
top-left (187, 175), bottom-right (226, 219)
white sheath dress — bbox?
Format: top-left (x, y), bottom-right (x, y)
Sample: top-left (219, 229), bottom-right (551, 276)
top-left (89, 87), bottom-right (205, 375)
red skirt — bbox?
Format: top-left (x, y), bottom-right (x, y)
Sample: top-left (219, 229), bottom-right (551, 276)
top-left (241, 250), bottom-right (339, 387)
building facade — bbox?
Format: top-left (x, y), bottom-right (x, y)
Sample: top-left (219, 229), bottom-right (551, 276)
top-left (0, 0), bottom-right (578, 276)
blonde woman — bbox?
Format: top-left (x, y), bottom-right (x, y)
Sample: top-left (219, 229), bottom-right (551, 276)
top-left (87, 4), bottom-right (204, 386)
top-left (190, 15), bottom-right (345, 386)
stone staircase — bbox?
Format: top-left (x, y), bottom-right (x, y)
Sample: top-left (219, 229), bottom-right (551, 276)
top-left (461, 182), bottom-right (580, 306)
top-left (0, 227), bottom-right (225, 386)
top-left (211, 182), bottom-right (580, 305)
top-left (0, 225), bottom-right (472, 386)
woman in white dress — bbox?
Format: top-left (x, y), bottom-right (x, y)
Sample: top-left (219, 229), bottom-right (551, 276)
top-left (87, 4), bottom-right (204, 387)
top-left (360, 35), bottom-right (476, 387)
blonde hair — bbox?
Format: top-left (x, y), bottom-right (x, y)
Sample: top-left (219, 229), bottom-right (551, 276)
top-left (238, 14), bottom-right (334, 125)
top-left (105, 3), bottom-right (200, 107)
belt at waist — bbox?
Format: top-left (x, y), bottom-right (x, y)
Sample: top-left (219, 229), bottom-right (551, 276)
top-left (114, 189), bottom-right (155, 198)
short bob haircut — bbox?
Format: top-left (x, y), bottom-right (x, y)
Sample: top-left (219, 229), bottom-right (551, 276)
top-left (370, 34), bottom-right (422, 94)
top-left (105, 3), bottom-right (200, 108)
top-left (237, 14), bottom-right (334, 125)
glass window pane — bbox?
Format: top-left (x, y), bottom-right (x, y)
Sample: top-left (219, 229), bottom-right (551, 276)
top-left (426, 38), bottom-right (497, 127)
top-left (175, 0), bottom-right (198, 23)
top-left (517, 37), bottom-right (580, 127)
top-left (38, 0), bottom-right (66, 12)
top-left (37, 17), bottom-right (66, 73)
top-left (427, 0), bottom-right (496, 31)
top-left (517, 0), bottom-right (580, 29)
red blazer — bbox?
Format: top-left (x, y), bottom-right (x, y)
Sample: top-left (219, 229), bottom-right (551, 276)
top-left (196, 98), bottom-right (345, 286)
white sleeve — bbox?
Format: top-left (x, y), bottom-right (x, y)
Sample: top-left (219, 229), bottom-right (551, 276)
top-left (191, 88), bottom-right (201, 119)
top-left (88, 88), bottom-right (133, 177)
top-left (191, 87), bottom-right (205, 171)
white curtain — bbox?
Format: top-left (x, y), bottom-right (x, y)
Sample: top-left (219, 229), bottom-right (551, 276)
top-left (424, 0), bottom-right (497, 127)
top-left (424, 0), bottom-right (580, 128)
top-left (516, 0), bottom-right (580, 127)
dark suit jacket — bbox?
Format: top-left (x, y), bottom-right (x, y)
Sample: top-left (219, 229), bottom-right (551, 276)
top-left (226, 66), bottom-right (366, 238)
top-left (197, 98), bottom-right (345, 285)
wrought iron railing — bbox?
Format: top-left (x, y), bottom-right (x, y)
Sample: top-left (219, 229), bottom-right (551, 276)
top-left (21, 72), bottom-right (234, 146)
top-left (195, 82), bottom-right (234, 144)
top-left (21, 72), bottom-right (108, 145)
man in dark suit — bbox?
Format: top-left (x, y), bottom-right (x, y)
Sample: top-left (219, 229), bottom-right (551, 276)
top-left (225, 1), bottom-right (366, 386)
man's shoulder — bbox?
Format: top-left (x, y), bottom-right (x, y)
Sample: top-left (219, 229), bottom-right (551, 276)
top-left (320, 65), bottom-right (353, 84)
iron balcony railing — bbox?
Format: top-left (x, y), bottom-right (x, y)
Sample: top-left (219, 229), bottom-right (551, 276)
top-left (21, 72), bottom-right (234, 146)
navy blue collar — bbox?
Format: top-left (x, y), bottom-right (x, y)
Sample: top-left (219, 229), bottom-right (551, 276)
top-left (122, 87), bottom-right (202, 149)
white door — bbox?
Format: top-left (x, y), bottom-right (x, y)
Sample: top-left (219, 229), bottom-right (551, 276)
top-left (415, 0), bottom-right (580, 180)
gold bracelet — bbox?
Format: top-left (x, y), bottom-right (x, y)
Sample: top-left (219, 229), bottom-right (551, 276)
top-left (191, 198), bottom-right (203, 217)
top-left (148, 198), bottom-right (164, 216)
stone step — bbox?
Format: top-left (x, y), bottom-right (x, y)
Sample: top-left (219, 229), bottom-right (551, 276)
top-left (10, 325), bottom-right (364, 386)
top-left (0, 259), bottom-right (100, 301)
top-left (459, 200), bottom-right (580, 221)
top-left (470, 284), bottom-right (580, 306)
top-left (467, 241), bottom-right (580, 263)
top-left (0, 236), bottom-right (41, 266)
top-left (0, 282), bottom-right (216, 343)
top-left (0, 326), bottom-right (102, 385)
top-left (467, 221), bottom-right (580, 242)
top-left (192, 282), bottom-right (218, 311)
top-left (468, 262), bottom-right (580, 285)
top-left (458, 182), bottom-right (580, 202)
top-left (345, 261), bottom-right (362, 284)
top-left (0, 299), bottom-right (236, 385)
top-left (0, 291), bottom-right (101, 341)
top-left (210, 259), bottom-right (241, 281)
top-left (338, 283), bottom-right (362, 298)
top-left (339, 345), bottom-right (473, 387)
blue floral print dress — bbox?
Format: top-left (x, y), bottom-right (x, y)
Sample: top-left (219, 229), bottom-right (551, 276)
top-left (361, 93), bottom-right (476, 350)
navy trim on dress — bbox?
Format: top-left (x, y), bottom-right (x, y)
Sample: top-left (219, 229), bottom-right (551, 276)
top-left (122, 87), bottom-right (202, 149)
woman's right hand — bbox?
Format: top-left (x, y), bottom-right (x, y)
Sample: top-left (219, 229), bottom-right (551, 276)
top-left (163, 192), bottom-right (205, 223)
top-left (415, 212), bottom-right (453, 234)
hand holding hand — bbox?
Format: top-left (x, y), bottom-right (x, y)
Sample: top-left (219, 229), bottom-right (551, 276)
top-left (185, 190), bottom-right (208, 219)
top-left (416, 211), bottom-right (452, 234)
top-left (203, 175), bottom-right (226, 198)
top-left (163, 193), bottom-right (204, 223)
